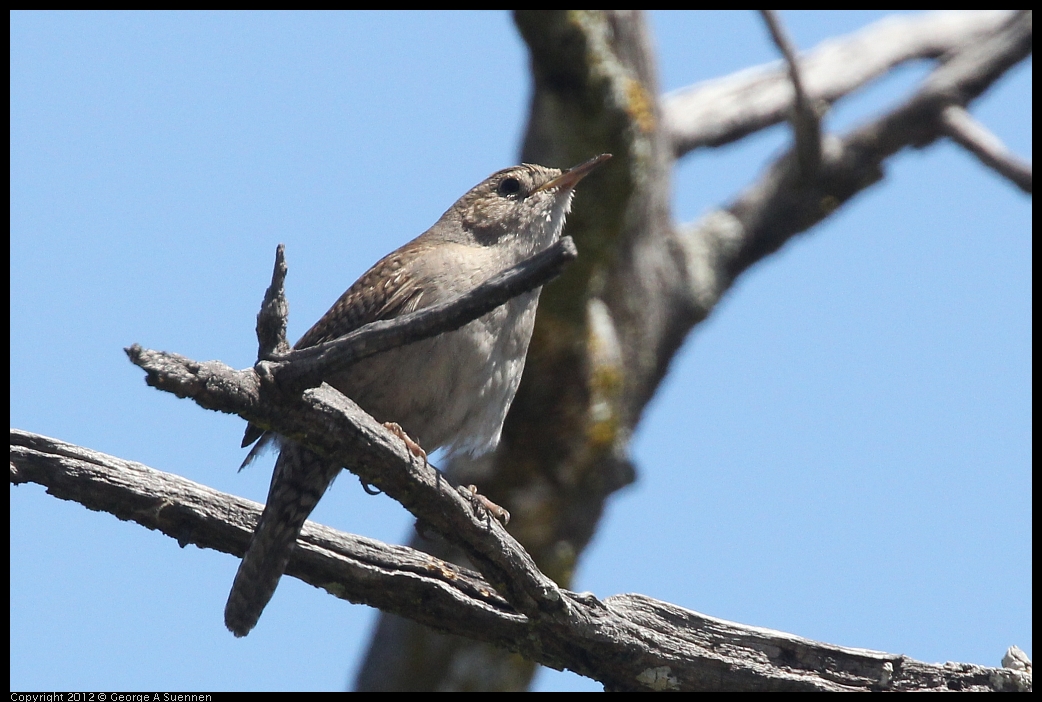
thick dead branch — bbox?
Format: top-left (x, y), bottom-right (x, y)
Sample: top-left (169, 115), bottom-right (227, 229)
top-left (115, 235), bottom-right (582, 625)
top-left (10, 430), bottom-right (1030, 692)
top-left (664, 11), bottom-right (1015, 155)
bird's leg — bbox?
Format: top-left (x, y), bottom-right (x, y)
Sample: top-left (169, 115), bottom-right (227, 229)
top-left (383, 421), bottom-right (428, 466)
top-left (465, 484), bottom-right (511, 526)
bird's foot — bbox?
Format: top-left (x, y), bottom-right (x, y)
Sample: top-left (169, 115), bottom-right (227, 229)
top-left (465, 484), bottom-right (510, 526)
top-left (383, 422), bottom-right (428, 466)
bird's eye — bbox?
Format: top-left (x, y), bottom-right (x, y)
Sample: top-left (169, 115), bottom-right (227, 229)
top-left (497, 177), bottom-right (521, 196)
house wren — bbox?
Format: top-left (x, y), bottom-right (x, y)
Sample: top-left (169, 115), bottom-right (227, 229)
top-left (225, 153), bottom-right (611, 637)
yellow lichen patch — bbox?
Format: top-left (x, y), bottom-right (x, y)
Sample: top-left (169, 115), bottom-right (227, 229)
top-left (625, 77), bottom-right (656, 134)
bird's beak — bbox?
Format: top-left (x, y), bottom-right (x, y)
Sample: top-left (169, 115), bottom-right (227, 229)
top-left (533, 153), bottom-right (612, 194)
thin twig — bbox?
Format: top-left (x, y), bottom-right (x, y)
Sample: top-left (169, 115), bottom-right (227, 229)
top-left (254, 243), bottom-right (291, 359)
top-left (940, 105), bottom-right (1032, 194)
top-left (760, 10), bottom-right (821, 177)
top-left (269, 236), bottom-right (578, 391)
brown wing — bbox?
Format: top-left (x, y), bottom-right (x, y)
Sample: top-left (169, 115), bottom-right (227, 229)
top-left (240, 248), bottom-right (425, 455)
top-left (293, 250), bottom-right (425, 350)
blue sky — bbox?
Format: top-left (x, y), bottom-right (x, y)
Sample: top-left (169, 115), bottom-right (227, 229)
top-left (11, 11), bottom-right (1031, 692)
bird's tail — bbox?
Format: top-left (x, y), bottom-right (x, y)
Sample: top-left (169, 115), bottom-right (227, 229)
top-left (225, 441), bottom-right (341, 637)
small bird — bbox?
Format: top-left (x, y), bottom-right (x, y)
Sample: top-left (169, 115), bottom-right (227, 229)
top-left (225, 153), bottom-right (611, 637)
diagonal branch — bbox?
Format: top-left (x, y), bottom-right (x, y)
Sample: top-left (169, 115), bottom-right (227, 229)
top-left (10, 429), bottom-right (1031, 691)
top-left (263, 236), bottom-right (578, 394)
top-left (940, 105), bottom-right (1032, 194)
top-left (241, 236), bottom-right (576, 453)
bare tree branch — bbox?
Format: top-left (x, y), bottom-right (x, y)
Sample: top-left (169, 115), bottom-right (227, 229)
top-left (10, 430), bottom-right (1031, 692)
top-left (236, 236), bottom-right (578, 453)
top-left (677, 9), bottom-right (1033, 318)
top-left (940, 105), bottom-right (1032, 194)
top-left (664, 10), bottom-right (1016, 155)
top-left (253, 243), bottom-right (291, 360)
top-left (759, 10), bottom-right (822, 177)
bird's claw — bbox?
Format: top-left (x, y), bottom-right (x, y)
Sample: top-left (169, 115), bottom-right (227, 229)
top-left (383, 421), bottom-right (428, 466)
top-left (464, 484), bottom-right (510, 526)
